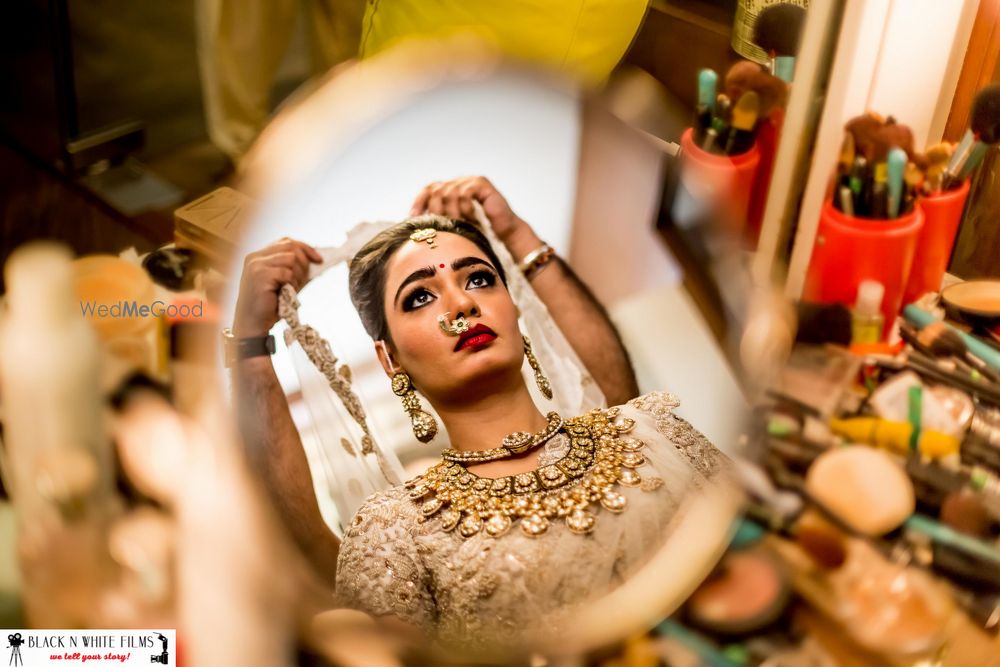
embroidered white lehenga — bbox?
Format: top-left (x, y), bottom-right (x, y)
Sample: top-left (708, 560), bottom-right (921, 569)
top-left (334, 392), bottom-right (731, 648)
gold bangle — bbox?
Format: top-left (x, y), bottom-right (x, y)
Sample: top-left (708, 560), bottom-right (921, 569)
top-left (518, 243), bottom-right (556, 279)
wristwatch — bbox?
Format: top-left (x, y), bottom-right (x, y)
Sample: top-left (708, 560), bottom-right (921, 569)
top-left (222, 327), bottom-right (275, 367)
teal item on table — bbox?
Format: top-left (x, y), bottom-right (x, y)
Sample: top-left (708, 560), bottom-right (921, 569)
top-left (730, 517), bottom-right (766, 549)
top-left (657, 620), bottom-right (746, 667)
top-left (905, 514), bottom-right (1000, 566)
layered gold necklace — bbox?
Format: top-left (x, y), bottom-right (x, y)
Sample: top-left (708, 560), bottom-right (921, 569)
top-left (406, 407), bottom-right (662, 538)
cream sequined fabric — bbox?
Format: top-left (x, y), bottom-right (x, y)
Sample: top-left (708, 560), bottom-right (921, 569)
top-left (333, 392), bottom-right (731, 648)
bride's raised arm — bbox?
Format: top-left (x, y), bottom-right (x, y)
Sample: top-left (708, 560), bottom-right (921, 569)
top-left (230, 238), bottom-right (342, 588)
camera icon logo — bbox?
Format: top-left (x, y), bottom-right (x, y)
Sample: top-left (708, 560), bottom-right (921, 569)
top-left (150, 632), bottom-right (170, 664)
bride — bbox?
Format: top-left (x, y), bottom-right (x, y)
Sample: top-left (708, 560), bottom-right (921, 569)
top-left (230, 176), bottom-right (732, 649)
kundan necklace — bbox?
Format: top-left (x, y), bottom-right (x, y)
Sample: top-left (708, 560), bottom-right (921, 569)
top-left (407, 406), bottom-right (663, 539)
top-left (441, 411), bottom-right (564, 463)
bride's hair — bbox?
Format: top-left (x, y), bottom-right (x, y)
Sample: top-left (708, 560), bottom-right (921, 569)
top-left (348, 215), bottom-right (508, 342)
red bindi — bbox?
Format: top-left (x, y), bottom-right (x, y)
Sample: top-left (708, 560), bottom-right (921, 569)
top-left (439, 263), bottom-right (446, 268)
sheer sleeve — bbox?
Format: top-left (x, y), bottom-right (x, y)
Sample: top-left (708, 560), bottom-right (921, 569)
top-left (333, 486), bottom-right (436, 629)
top-left (625, 391), bottom-right (731, 481)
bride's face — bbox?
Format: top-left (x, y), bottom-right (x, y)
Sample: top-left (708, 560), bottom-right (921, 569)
top-left (380, 231), bottom-right (523, 403)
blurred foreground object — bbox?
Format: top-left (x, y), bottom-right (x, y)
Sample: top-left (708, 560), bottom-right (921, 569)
top-left (196, 0), bottom-right (365, 162)
top-left (0, 243), bottom-right (117, 627)
top-left (0, 241), bottom-right (407, 665)
top-left (357, 0), bottom-right (649, 87)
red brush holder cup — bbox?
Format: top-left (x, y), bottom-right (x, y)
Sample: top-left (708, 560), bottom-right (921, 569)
top-left (678, 127), bottom-right (761, 235)
top-left (902, 179), bottom-right (971, 305)
top-left (803, 200), bottom-right (925, 338)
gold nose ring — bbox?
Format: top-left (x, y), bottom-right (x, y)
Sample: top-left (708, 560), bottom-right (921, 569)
top-left (438, 312), bottom-right (470, 336)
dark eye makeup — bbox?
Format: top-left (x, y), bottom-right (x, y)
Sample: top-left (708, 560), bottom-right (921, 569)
top-left (400, 267), bottom-right (498, 312)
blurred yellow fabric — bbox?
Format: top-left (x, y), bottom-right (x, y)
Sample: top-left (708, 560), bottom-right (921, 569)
top-left (358, 0), bottom-right (650, 85)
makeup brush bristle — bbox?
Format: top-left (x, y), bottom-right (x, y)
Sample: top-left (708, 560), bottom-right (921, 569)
top-left (917, 322), bottom-right (967, 359)
top-left (725, 61), bottom-right (789, 118)
top-left (971, 83), bottom-right (1000, 144)
top-left (847, 112), bottom-right (916, 161)
top-left (753, 3), bottom-right (807, 57)
top-left (725, 60), bottom-right (764, 100)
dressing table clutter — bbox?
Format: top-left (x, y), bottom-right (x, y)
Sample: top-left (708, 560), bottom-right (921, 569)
top-left (658, 295), bottom-right (1000, 664)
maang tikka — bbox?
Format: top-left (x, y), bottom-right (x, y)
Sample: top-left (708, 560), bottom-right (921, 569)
top-left (523, 335), bottom-right (553, 399)
top-left (381, 341), bottom-right (438, 443)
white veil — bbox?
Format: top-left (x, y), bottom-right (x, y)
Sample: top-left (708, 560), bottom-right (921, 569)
top-left (277, 203), bottom-right (605, 530)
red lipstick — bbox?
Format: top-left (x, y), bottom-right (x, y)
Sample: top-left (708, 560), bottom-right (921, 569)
top-left (455, 323), bottom-right (497, 351)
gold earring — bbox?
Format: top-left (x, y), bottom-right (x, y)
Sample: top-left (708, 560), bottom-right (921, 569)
top-left (523, 335), bottom-right (553, 399)
top-left (391, 371), bottom-right (438, 443)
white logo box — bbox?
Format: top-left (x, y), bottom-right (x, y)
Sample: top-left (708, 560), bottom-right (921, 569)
top-left (2, 630), bottom-right (175, 666)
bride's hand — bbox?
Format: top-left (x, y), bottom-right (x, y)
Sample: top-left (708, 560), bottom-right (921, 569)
top-left (233, 238), bottom-right (322, 337)
top-left (409, 175), bottom-right (526, 242)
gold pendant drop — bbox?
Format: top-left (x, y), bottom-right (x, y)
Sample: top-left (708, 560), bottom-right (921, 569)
top-left (566, 508), bottom-right (596, 534)
top-left (485, 513), bottom-right (512, 537)
top-left (521, 513), bottom-right (549, 536)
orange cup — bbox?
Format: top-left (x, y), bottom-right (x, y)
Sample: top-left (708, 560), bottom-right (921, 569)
top-left (678, 127), bottom-right (761, 235)
top-left (803, 200), bottom-right (925, 338)
top-left (902, 179), bottom-right (971, 305)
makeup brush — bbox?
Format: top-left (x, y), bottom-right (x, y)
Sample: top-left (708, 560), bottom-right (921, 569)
top-left (923, 142), bottom-right (953, 193)
top-left (835, 132), bottom-right (857, 211)
top-left (725, 91), bottom-right (760, 155)
top-left (886, 147), bottom-right (907, 218)
top-left (873, 119), bottom-right (916, 162)
top-left (904, 162), bottom-right (923, 210)
top-left (753, 3), bottom-right (807, 82)
top-left (870, 160), bottom-right (889, 218)
top-left (944, 84), bottom-right (1000, 188)
top-left (724, 60), bottom-right (763, 100)
top-left (838, 131), bottom-right (856, 173)
top-left (725, 61), bottom-right (789, 121)
top-left (715, 93), bottom-right (732, 124)
top-left (958, 142), bottom-right (989, 180)
top-left (846, 112), bottom-right (884, 160)
top-left (695, 68), bottom-right (718, 143)
top-left (904, 304), bottom-right (1000, 373)
top-left (972, 83), bottom-right (1000, 144)
top-left (918, 321), bottom-right (1000, 383)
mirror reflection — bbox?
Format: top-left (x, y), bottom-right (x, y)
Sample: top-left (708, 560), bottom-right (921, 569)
top-left (14, 0), bottom-right (1000, 665)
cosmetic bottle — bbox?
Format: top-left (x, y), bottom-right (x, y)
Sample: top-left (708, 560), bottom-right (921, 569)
top-left (0, 243), bottom-right (115, 626)
top-left (851, 280), bottom-right (885, 344)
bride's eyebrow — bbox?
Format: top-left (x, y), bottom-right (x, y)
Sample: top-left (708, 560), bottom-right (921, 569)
top-left (451, 256), bottom-right (495, 273)
top-left (393, 266), bottom-right (436, 306)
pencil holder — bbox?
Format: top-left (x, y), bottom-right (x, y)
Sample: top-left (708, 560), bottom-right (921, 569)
top-left (902, 179), bottom-right (971, 305)
top-left (678, 127), bottom-right (761, 235)
top-left (803, 200), bottom-right (924, 338)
